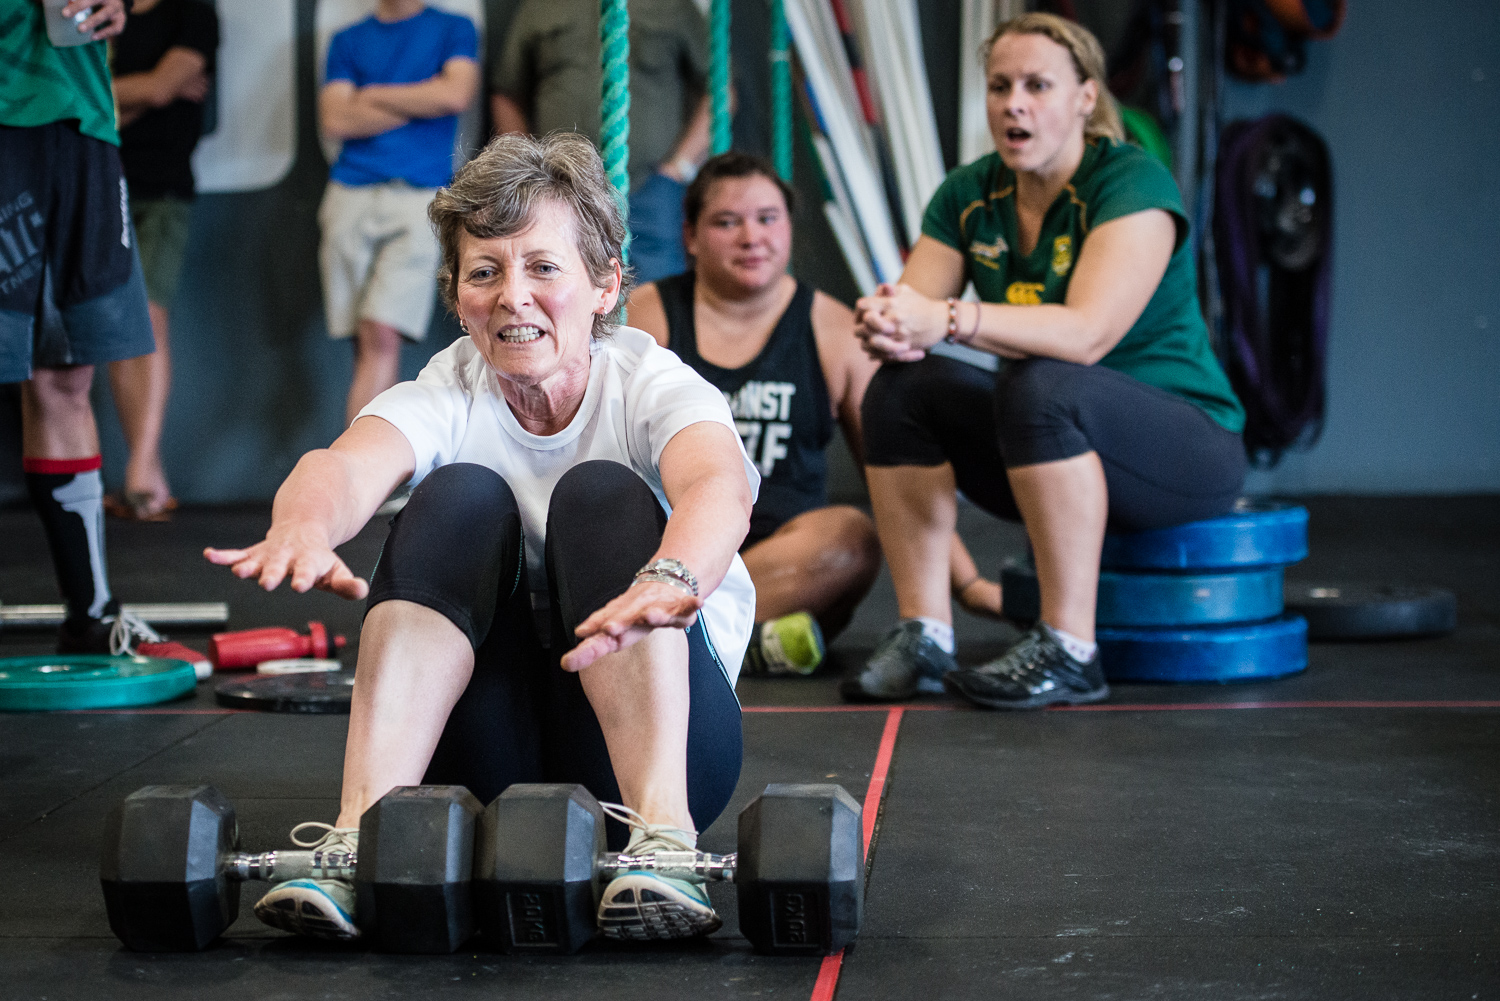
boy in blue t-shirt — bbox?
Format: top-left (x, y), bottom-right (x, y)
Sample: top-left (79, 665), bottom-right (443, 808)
top-left (317, 0), bottom-right (478, 426)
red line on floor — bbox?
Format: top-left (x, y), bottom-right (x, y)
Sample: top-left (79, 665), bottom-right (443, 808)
top-left (56, 699), bottom-right (1500, 716)
top-left (1050, 700), bottom-right (1500, 712)
top-left (810, 706), bottom-right (905, 1001)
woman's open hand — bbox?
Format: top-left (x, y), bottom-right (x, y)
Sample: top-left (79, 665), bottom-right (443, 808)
top-left (561, 581), bottom-right (703, 672)
top-left (204, 522), bottom-right (369, 600)
top-left (854, 283), bottom-right (948, 362)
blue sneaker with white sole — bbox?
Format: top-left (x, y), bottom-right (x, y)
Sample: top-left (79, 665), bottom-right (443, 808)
top-left (252, 823), bottom-right (360, 941)
top-left (596, 803), bottom-right (721, 941)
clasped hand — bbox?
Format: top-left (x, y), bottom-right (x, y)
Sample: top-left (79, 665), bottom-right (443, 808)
top-left (204, 523), bottom-right (368, 601)
top-left (854, 283), bottom-right (948, 362)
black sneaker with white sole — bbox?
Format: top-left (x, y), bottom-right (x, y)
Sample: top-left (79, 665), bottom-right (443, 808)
top-left (943, 623), bottom-right (1109, 710)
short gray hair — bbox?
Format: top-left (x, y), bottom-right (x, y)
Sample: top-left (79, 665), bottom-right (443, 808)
top-left (429, 132), bottom-right (633, 338)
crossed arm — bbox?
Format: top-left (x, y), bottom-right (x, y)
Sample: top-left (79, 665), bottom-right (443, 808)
top-left (114, 47), bottom-right (209, 129)
top-left (320, 57), bottom-right (479, 141)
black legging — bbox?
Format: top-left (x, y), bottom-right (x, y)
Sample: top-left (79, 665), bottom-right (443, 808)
top-left (862, 355), bottom-right (1246, 531)
top-left (366, 460), bottom-right (743, 848)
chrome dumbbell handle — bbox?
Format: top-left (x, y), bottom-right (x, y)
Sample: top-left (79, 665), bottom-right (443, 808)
top-left (597, 850), bottom-right (737, 883)
top-left (223, 849), bottom-right (358, 883)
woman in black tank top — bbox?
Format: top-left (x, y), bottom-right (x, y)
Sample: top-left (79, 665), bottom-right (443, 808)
top-left (628, 153), bottom-right (1004, 679)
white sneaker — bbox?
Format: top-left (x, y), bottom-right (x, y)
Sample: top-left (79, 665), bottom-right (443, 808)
top-left (596, 803), bottom-right (721, 941)
top-left (252, 823), bottom-right (360, 941)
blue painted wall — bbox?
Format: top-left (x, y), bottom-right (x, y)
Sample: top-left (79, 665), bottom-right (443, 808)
top-left (1228, 0), bottom-right (1500, 493)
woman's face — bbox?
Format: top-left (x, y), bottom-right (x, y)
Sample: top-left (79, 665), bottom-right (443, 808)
top-left (684, 174), bottom-right (792, 295)
top-left (985, 32), bottom-right (1097, 176)
top-left (454, 199), bottom-right (619, 393)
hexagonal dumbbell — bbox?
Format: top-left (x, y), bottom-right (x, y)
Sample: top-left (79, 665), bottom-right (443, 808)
top-left (99, 784), bottom-right (481, 953)
top-left (474, 782), bottom-right (862, 955)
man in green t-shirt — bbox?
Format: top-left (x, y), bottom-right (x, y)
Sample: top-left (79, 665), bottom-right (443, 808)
top-left (489, 0), bottom-right (712, 283)
top-left (1, 0), bottom-right (156, 652)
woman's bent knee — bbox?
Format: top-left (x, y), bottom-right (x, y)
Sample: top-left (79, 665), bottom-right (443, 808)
top-left (369, 463), bottom-right (523, 647)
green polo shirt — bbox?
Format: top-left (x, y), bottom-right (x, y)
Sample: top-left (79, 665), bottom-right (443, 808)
top-left (0, 1), bottom-right (119, 145)
top-left (923, 139), bottom-right (1244, 432)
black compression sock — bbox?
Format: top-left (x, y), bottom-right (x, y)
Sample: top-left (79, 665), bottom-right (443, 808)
top-left (24, 456), bottom-right (116, 626)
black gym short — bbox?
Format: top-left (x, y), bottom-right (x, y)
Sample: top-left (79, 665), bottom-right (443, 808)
top-left (0, 121), bottom-right (154, 384)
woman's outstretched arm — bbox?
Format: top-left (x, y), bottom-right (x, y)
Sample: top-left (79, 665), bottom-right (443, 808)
top-left (203, 417), bottom-right (415, 598)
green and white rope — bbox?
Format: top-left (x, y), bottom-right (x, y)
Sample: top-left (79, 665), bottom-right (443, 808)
top-left (709, 0), bottom-right (732, 155)
top-left (600, 0), bottom-right (631, 257)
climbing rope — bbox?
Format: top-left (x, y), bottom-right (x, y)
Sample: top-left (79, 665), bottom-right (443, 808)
top-left (709, 0), bottom-right (732, 155)
top-left (599, 0), bottom-right (631, 256)
top-left (769, 0), bottom-right (792, 180)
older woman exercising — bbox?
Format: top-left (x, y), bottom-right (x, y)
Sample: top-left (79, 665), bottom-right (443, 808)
top-left (206, 133), bottom-right (757, 942)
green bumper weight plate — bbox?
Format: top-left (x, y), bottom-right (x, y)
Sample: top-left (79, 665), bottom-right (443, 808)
top-left (0, 655), bottom-right (197, 711)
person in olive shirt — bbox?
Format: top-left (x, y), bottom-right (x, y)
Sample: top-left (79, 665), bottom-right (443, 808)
top-left (0, 0), bottom-right (155, 652)
top-left (106, 0), bottom-right (219, 520)
top-left (844, 14), bottom-right (1247, 709)
top-left (490, 0), bottom-right (712, 284)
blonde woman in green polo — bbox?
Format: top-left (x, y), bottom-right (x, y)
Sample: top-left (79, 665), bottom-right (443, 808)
top-left (842, 13), bottom-right (1246, 709)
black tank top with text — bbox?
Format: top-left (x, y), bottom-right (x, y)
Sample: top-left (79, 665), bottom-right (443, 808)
top-left (658, 272), bottom-right (834, 545)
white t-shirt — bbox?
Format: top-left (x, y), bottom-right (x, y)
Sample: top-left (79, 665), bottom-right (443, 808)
top-left (359, 326), bottom-right (761, 686)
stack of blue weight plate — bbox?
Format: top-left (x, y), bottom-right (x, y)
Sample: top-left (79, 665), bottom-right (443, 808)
top-left (1001, 500), bottom-right (1310, 682)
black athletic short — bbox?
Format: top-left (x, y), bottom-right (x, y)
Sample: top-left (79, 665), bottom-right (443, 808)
top-left (0, 122), bottom-right (154, 383)
top-left (862, 355), bottom-right (1247, 532)
top-left (366, 460), bottom-right (744, 849)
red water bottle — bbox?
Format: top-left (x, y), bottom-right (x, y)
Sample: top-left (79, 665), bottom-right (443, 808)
top-left (208, 621), bottom-right (346, 670)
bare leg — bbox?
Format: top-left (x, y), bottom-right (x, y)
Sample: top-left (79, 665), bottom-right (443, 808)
top-left (22, 365), bottom-right (99, 458)
top-left (740, 505), bottom-right (880, 636)
top-left (578, 628), bottom-right (694, 831)
top-left (335, 600), bottom-right (475, 828)
top-left (950, 533), bottom-right (1003, 619)
top-left (1006, 452), bottom-right (1107, 642)
top-left (345, 319), bottom-right (403, 426)
top-left (107, 301), bottom-right (173, 510)
top-left (866, 464), bottom-right (957, 624)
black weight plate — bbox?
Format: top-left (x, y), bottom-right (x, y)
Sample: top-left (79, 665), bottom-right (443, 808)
top-left (214, 671), bottom-right (355, 713)
top-left (1284, 583), bottom-right (1457, 641)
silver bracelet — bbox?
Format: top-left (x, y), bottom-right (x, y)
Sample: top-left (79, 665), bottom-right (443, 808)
top-left (632, 572), bottom-right (696, 596)
top-left (633, 558), bottom-right (699, 596)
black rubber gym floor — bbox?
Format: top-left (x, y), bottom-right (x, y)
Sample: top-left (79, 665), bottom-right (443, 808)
top-left (2, 496), bottom-right (1497, 998)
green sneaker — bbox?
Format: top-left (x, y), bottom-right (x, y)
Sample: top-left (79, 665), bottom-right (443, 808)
top-left (596, 803), bottom-right (721, 941)
top-left (252, 823), bottom-right (360, 941)
top-left (742, 611), bottom-right (826, 677)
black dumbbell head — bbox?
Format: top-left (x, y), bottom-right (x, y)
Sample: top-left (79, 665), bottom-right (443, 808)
top-left (737, 783), bottom-right (863, 956)
top-left (355, 785), bottom-right (482, 954)
top-left (474, 783), bottom-right (605, 954)
top-left (99, 785), bottom-right (239, 951)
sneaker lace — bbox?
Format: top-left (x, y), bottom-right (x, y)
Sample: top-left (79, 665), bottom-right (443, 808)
top-left (975, 629), bottom-right (1049, 681)
top-left (109, 610), bottom-right (163, 656)
top-left (289, 821), bottom-right (360, 854)
top-left (599, 802), bottom-right (697, 855)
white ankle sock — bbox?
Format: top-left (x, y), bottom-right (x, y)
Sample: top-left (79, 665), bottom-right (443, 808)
top-left (1045, 624), bottom-right (1097, 662)
top-left (905, 617), bottom-right (954, 654)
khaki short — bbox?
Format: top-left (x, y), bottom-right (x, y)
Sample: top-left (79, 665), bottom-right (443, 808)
top-left (318, 180), bottom-right (441, 341)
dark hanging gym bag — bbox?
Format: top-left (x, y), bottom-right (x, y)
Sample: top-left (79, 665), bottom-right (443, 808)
top-left (1212, 113), bottom-right (1333, 465)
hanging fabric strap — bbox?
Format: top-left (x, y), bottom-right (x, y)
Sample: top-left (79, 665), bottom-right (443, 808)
top-left (769, 0), bottom-right (791, 179)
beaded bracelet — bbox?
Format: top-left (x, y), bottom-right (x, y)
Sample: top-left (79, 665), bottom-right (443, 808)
top-left (944, 298), bottom-right (959, 342)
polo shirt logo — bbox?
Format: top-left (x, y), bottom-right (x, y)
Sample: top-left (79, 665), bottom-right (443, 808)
top-left (1051, 235), bottom-right (1073, 276)
top-left (1005, 281), bottom-right (1045, 305)
top-left (968, 237), bottom-right (1006, 270)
